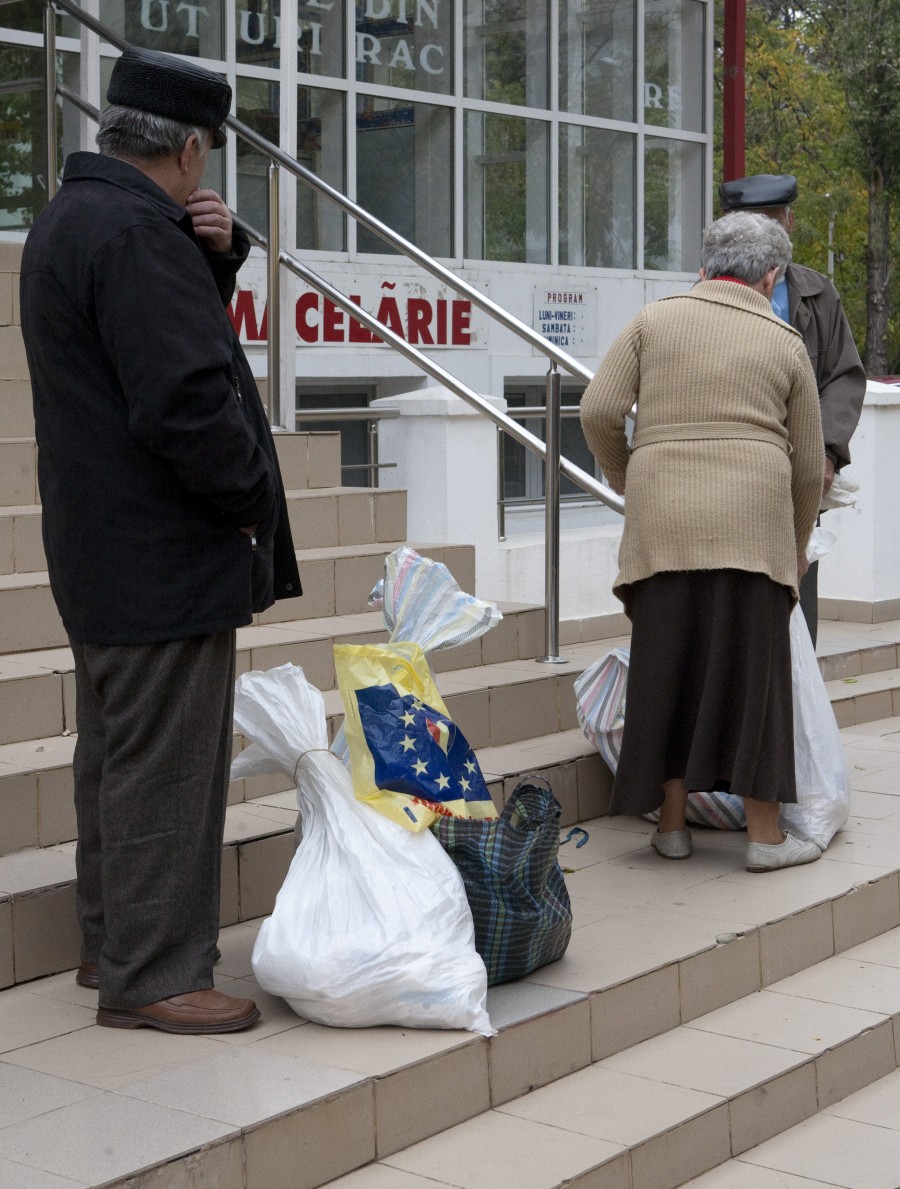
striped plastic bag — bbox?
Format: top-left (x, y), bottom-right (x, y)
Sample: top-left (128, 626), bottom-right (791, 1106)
top-left (573, 648), bottom-right (629, 773)
top-left (376, 545), bottom-right (502, 651)
top-left (574, 649), bottom-right (746, 830)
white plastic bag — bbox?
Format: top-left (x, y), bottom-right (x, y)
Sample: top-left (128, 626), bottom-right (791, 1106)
top-left (781, 604), bottom-right (851, 849)
top-left (233, 663), bottom-right (493, 1035)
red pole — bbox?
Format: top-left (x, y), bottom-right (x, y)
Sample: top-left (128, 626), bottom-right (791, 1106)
top-left (723, 0), bottom-right (747, 182)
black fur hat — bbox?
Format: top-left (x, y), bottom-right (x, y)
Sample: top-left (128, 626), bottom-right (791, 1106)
top-left (107, 47), bottom-right (231, 149)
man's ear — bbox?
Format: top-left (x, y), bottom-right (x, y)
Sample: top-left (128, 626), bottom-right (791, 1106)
top-left (698, 266), bottom-right (707, 281)
top-left (178, 133), bottom-right (201, 173)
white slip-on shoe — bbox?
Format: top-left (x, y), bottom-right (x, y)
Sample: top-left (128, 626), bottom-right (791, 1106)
top-left (651, 828), bottom-right (692, 860)
top-left (746, 831), bottom-right (821, 873)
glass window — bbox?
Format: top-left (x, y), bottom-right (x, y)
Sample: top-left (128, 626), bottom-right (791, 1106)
top-left (464, 0), bottom-right (548, 108)
top-left (0, 45), bottom-right (49, 230)
top-left (356, 97), bottom-right (452, 257)
top-left (559, 124), bottom-right (635, 269)
top-left (1, 1), bottom-right (44, 34)
top-left (299, 1), bottom-right (345, 78)
top-left (236, 77), bottom-right (279, 239)
top-left (643, 136), bottom-right (703, 271)
top-left (559, 0), bottom-right (635, 122)
top-left (503, 385), bottom-right (596, 502)
top-left (297, 87), bottom-right (345, 251)
top-left (355, 0), bottom-right (452, 95)
top-left (465, 112), bottom-right (548, 263)
top-left (100, 0), bottom-right (225, 60)
top-left (236, 0), bottom-right (280, 69)
top-left (644, 0), bottom-right (705, 132)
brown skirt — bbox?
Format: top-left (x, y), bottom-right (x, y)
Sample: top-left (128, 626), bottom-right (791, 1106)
top-left (611, 569), bottom-right (796, 816)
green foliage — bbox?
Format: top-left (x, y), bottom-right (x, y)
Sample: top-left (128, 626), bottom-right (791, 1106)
top-left (715, 0), bottom-right (900, 368)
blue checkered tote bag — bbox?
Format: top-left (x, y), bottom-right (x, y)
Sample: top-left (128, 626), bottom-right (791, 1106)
top-left (432, 775), bottom-right (572, 986)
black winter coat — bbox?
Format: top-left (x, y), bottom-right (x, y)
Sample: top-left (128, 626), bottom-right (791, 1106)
top-left (20, 152), bottom-right (301, 644)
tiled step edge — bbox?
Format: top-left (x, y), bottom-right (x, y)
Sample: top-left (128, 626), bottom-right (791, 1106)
top-left (69, 869), bottom-right (900, 1189)
top-left (312, 930), bottom-right (900, 1189)
top-left (827, 665), bottom-right (900, 729)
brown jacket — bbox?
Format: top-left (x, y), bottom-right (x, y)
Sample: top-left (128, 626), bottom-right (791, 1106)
top-left (787, 263), bottom-right (866, 470)
top-left (581, 281), bottom-right (824, 606)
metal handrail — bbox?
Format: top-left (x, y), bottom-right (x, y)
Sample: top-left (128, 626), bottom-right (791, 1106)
top-left (294, 408), bottom-right (399, 422)
top-left (41, 0), bottom-right (624, 664)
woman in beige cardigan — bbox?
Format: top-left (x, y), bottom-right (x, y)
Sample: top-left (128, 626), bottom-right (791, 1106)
top-left (581, 212), bottom-right (824, 872)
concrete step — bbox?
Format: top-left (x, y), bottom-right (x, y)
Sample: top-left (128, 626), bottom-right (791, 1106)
top-left (827, 665), bottom-right (900, 728)
top-left (0, 437), bottom-right (37, 507)
top-left (2, 608), bottom-right (895, 753)
top-left (682, 1062), bottom-right (900, 1186)
top-left (0, 532), bottom-right (461, 654)
top-left (0, 632), bottom-right (602, 857)
top-left (0, 565), bottom-right (524, 750)
top-left (0, 479), bottom-right (406, 577)
top-left (1, 619), bottom-right (899, 848)
top-left (1, 714), bottom-right (899, 1187)
top-left (0, 379), bottom-right (32, 439)
top-left (0, 731), bottom-right (611, 987)
top-left (318, 920), bottom-right (900, 1189)
top-left (0, 432), bottom-right (344, 521)
top-left (0, 503), bottom-right (42, 575)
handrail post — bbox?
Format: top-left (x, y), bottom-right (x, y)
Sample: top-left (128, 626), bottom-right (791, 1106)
top-left (537, 365), bottom-right (566, 665)
top-left (44, 1), bottom-right (58, 200)
top-left (266, 160), bottom-right (281, 428)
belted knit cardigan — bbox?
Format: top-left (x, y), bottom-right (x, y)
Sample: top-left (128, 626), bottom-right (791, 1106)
top-left (580, 280), bottom-right (824, 605)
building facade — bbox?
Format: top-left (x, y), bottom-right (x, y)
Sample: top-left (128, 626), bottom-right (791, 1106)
top-left (0, 0), bottom-right (714, 613)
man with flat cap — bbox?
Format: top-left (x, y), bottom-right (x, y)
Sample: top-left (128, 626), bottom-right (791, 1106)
top-left (719, 173), bottom-right (866, 643)
top-left (20, 47), bottom-right (301, 1033)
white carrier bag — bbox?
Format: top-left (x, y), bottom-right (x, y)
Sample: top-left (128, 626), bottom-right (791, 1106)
top-left (231, 663), bottom-right (493, 1035)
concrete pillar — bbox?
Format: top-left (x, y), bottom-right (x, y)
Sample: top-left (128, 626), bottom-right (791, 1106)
top-left (820, 383), bottom-right (900, 622)
top-left (371, 386), bottom-right (506, 550)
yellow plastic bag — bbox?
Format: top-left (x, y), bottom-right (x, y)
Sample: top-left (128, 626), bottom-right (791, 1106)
top-left (334, 641), bottom-right (497, 832)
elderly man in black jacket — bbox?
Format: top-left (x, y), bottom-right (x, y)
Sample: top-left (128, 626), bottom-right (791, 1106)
top-left (20, 48), bottom-right (301, 1034)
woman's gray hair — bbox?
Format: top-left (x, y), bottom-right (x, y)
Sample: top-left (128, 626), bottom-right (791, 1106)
top-left (701, 211), bottom-right (792, 284)
top-left (96, 104), bottom-right (211, 161)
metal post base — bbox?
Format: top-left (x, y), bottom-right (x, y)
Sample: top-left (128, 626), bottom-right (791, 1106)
top-left (535, 655), bottom-right (569, 665)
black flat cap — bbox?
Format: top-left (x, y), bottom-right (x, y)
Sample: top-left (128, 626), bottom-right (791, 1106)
top-left (107, 47), bottom-right (231, 148)
top-left (719, 173), bottom-right (798, 211)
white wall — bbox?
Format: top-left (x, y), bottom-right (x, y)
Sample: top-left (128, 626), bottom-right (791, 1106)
top-left (819, 382), bottom-right (900, 614)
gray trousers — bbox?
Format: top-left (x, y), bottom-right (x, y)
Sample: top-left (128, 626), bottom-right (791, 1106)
top-left (70, 631), bottom-right (235, 1008)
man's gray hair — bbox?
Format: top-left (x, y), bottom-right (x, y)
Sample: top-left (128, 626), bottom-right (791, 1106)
top-left (701, 211), bottom-right (792, 284)
top-left (96, 104), bottom-right (211, 161)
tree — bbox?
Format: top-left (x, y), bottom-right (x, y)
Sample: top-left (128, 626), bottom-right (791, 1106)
top-left (813, 0), bottom-right (900, 373)
top-left (718, 0), bottom-right (900, 371)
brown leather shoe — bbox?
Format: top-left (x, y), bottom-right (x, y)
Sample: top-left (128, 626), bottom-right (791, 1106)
top-left (75, 948), bottom-right (221, 992)
top-left (76, 962), bottom-right (99, 990)
top-left (97, 988), bottom-right (260, 1034)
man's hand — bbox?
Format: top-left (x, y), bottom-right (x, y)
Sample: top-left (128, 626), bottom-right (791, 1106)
top-left (187, 189), bottom-right (233, 253)
top-left (239, 525), bottom-right (258, 537)
top-left (797, 551), bottom-right (809, 583)
top-left (823, 457), bottom-right (835, 497)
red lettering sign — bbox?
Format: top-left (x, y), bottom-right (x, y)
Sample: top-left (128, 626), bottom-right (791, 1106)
top-left (232, 286), bottom-right (477, 347)
top-left (227, 290), bottom-right (263, 341)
